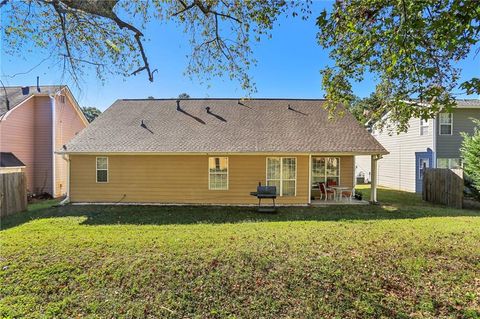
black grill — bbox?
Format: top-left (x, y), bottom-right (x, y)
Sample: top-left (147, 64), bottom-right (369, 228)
top-left (250, 184), bottom-right (277, 212)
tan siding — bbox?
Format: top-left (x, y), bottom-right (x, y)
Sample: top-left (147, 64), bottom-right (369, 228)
top-left (339, 156), bottom-right (354, 188)
top-left (70, 155), bottom-right (310, 204)
top-left (0, 98), bottom-right (36, 192)
top-left (54, 93), bottom-right (87, 197)
top-left (70, 154), bottom-right (355, 204)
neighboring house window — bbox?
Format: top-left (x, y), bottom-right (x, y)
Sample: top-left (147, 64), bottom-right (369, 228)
top-left (420, 119), bottom-right (429, 135)
top-left (59, 95), bottom-right (66, 104)
top-left (209, 157), bottom-right (228, 190)
top-left (437, 158), bottom-right (462, 169)
top-left (418, 158), bottom-right (429, 180)
top-left (266, 157), bottom-right (296, 196)
top-left (312, 157), bottom-right (340, 187)
top-left (439, 113), bottom-right (453, 135)
top-left (96, 157), bottom-right (108, 183)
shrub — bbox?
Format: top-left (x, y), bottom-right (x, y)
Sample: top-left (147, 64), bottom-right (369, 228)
top-left (461, 118), bottom-right (480, 198)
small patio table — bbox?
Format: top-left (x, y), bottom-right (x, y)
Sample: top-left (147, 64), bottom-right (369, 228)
top-left (330, 186), bottom-right (351, 201)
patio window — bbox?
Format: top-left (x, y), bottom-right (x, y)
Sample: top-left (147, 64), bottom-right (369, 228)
top-left (312, 157), bottom-right (340, 188)
top-left (439, 113), bottom-right (453, 135)
top-left (420, 119), bottom-right (429, 135)
top-left (266, 157), bottom-right (296, 196)
top-left (96, 157), bottom-right (108, 183)
top-left (209, 157), bottom-right (228, 190)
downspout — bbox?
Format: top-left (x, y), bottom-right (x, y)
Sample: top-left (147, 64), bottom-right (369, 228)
top-left (50, 94), bottom-right (56, 197)
top-left (308, 154), bottom-right (312, 204)
top-left (59, 154), bottom-right (70, 205)
top-left (432, 117), bottom-right (437, 167)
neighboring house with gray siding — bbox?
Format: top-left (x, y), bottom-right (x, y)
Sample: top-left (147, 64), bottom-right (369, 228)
top-left (355, 100), bottom-right (480, 193)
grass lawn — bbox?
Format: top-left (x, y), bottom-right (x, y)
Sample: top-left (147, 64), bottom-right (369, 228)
top-left (1, 186), bottom-right (479, 318)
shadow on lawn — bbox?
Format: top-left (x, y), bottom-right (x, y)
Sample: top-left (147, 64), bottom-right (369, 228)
top-left (1, 192), bottom-right (479, 230)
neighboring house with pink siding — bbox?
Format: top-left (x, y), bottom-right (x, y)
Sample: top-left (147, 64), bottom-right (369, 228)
top-left (0, 85), bottom-right (88, 197)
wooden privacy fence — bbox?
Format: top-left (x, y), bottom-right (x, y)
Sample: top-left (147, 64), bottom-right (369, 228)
top-left (423, 168), bottom-right (463, 208)
top-left (0, 172), bottom-right (28, 218)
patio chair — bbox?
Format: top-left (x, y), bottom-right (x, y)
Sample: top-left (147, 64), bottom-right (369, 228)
top-left (341, 188), bottom-right (355, 202)
top-left (327, 180), bottom-right (337, 187)
top-left (319, 182), bottom-right (335, 201)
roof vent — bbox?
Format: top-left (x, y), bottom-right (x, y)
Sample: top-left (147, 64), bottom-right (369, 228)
top-left (206, 106), bottom-right (211, 113)
top-left (176, 100), bottom-right (181, 111)
top-left (21, 86), bottom-right (30, 95)
top-left (36, 76), bottom-right (40, 92)
top-left (288, 104), bottom-right (293, 110)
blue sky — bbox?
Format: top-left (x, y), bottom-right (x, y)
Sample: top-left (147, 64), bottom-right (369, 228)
top-left (1, 1), bottom-right (479, 111)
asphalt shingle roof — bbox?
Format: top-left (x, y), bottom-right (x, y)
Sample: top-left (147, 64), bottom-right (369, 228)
top-left (0, 85), bottom-right (64, 115)
top-left (0, 152), bottom-right (26, 167)
top-left (455, 99), bottom-right (480, 108)
top-left (64, 98), bottom-right (387, 154)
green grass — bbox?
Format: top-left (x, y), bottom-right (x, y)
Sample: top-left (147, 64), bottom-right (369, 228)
top-left (1, 187), bottom-right (479, 318)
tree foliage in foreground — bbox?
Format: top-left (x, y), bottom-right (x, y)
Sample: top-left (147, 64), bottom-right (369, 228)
top-left (81, 106), bottom-right (102, 123)
top-left (317, 0), bottom-right (480, 131)
top-left (461, 119), bottom-right (480, 196)
top-left (2, 0), bottom-right (479, 130)
top-left (2, 0), bottom-right (310, 92)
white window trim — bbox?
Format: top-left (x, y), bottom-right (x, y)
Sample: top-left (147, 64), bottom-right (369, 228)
top-left (208, 157), bottom-right (229, 190)
top-left (265, 157), bottom-right (297, 196)
top-left (438, 113), bottom-right (453, 135)
top-left (311, 157), bottom-right (341, 188)
top-left (96, 156), bottom-right (109, 183)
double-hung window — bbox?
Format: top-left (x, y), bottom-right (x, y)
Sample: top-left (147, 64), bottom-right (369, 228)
top-left (420, 119), bottom-right (429, 135)
top-left (266, 157), bottom-right (296, 196)
top-left (439, 113), bottom-right (453, 135)
top-left (96, 157), bottom-right (108, 183)
top-left (209, 157), bottom-right (228, 190)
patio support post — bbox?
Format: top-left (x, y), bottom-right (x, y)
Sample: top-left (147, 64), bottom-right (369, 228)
top-left (370, 154), bottom-right (379, 203)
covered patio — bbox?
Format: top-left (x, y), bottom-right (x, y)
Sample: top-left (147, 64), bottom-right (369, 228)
top-left (308, 154), bottom-right (382, 205)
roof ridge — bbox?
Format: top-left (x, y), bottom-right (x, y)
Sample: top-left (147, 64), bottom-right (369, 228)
top-left (120, 98), bottom-right (328, 101)
top-left (2, 84), bottom-right (66, 88)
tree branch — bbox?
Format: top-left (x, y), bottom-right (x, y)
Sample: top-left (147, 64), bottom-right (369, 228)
top-left (58, 0), bottom-right (156, 81)
top-left (52, 0), bottom-right (80, 84)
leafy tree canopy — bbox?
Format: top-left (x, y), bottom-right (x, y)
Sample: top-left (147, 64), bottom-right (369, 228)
top-left (81, 106), bottom-right (102, 123)
top-left (2, 0), bottom-right (479, 130)
top-left (317, 0), bottom-right (480, 130)
top-left (2, 0), bottom-right (309, 91)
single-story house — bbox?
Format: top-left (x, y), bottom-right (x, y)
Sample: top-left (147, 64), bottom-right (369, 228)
top-left (0, 152), bottom-right (26, 173)
top-left (61, 99), bottom-right (387, 205)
